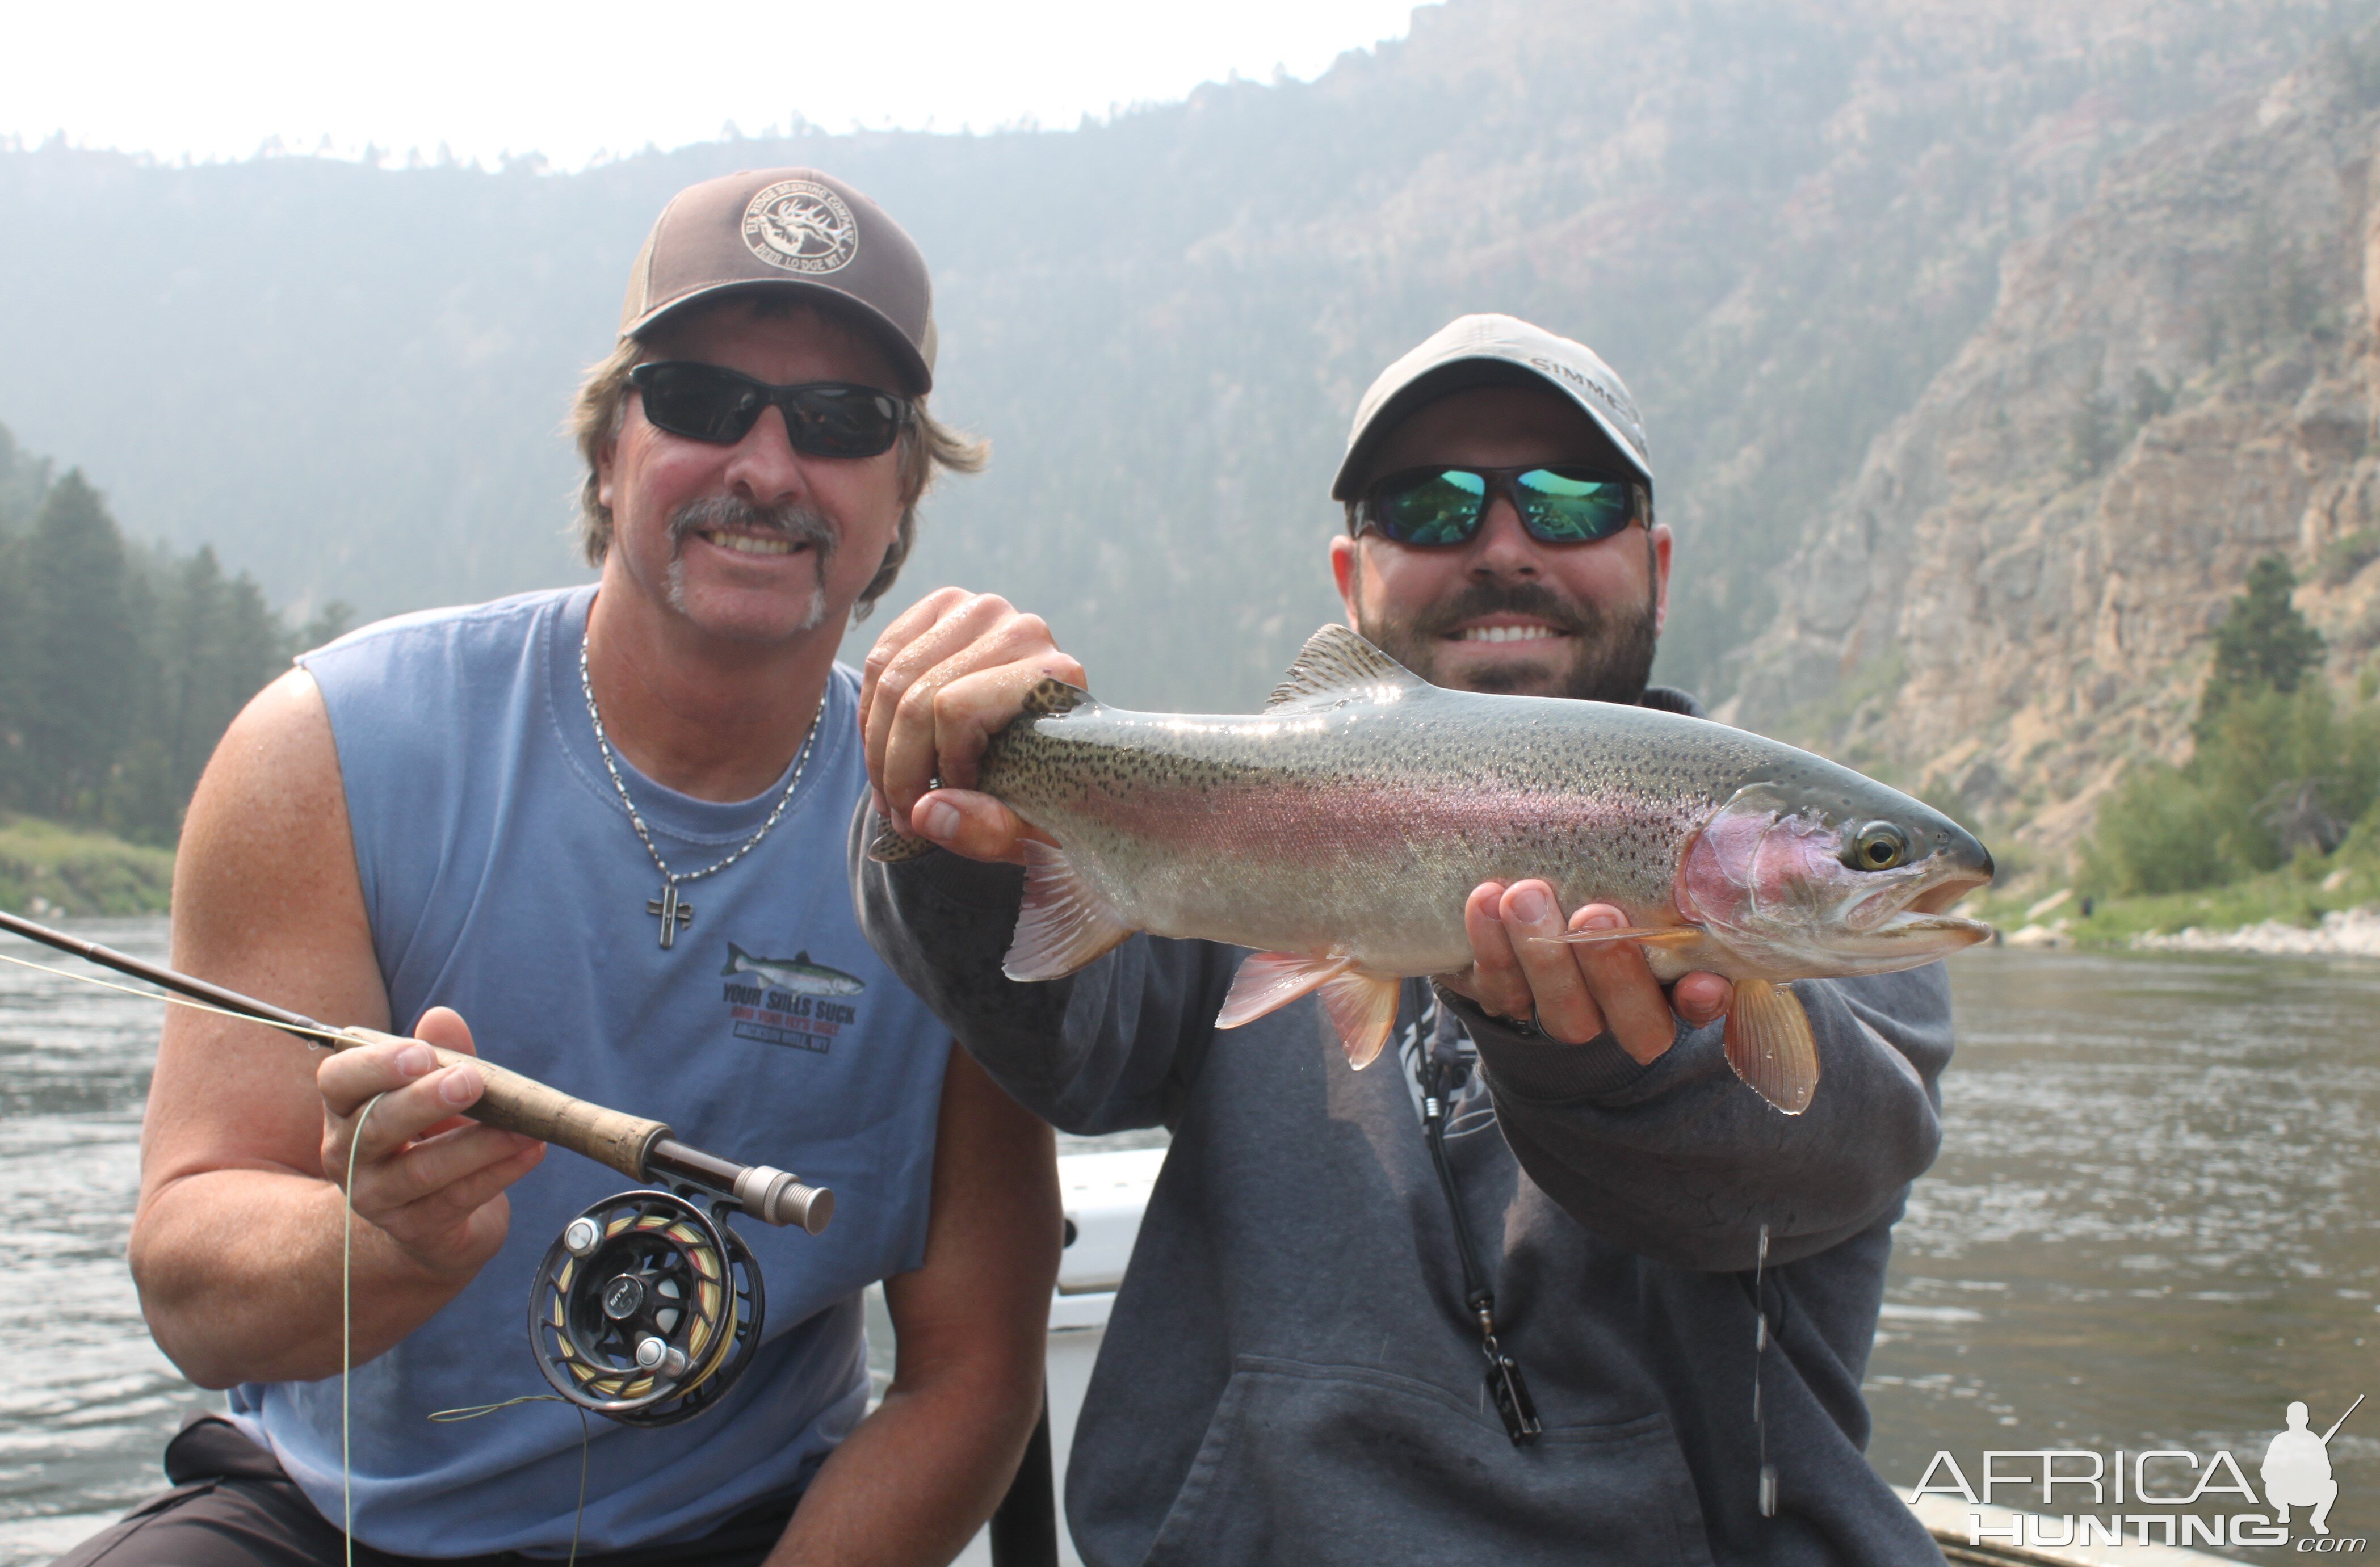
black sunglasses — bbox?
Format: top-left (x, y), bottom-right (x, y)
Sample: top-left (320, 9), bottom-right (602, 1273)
top-left (1358, 465), bottom-right (1649, 548)
top-left (629, 362), bottom-right (912, 459)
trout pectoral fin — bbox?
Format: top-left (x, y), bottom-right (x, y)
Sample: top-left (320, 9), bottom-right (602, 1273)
top-left (867, 814), bottom-right (939, 863)
top-left (1002, 840), bottom-right (1135, 982)
top-left (1216, 951), bottom-right (1355, 1028)
top-left (1535, 925), bottom-right (1705, 951)
top-left (1317, 969), bottom-right (1400, 1069)
top-left (1215, 952), bottom-right (1400, 1071)
top-left (1723, 978), bottom-right (1818, 1115)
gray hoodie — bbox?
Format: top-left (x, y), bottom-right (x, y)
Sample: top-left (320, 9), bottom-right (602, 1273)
top-left (847, 698), bottom-right (1951, 1566)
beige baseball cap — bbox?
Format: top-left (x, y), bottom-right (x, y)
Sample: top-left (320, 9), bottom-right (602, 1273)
top-left (1331, 314), bottom-right (1652, 499)
top-left (619, 168), bottom-right (938, 394)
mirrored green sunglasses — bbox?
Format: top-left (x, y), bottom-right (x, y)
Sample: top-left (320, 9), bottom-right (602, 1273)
top-left (1358, 465), bottom-right (1649, 547)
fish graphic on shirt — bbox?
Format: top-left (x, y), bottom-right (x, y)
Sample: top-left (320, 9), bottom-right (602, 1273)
top-left (721, 943), bottom-right (867, 997)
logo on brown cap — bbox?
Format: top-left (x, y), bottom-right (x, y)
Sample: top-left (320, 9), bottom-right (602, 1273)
top-left (741, 180), bottom-right (859, 275)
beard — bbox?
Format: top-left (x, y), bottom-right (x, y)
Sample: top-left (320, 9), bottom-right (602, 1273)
top-left (664, 496), bottom-right (838, 632)
top-left (1357, 575), bottom-right (1660, 704)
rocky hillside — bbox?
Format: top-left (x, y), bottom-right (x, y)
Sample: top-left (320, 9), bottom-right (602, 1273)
top-left (1724, 30), bottom-right (2380, 858)
top-left (4, 0), bottom-right (2376, 720)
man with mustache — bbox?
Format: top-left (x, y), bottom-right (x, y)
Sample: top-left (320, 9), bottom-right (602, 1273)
top-left (61, 170), bottom-right (1058, 1567)
top-left (851, 316), bottom-right (1956, 1563)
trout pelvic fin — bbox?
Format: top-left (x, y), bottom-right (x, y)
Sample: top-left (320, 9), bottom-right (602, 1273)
top-left (1266, 625), bottom-right (1428, 709)
top-left (867, 814), bottom-right (939, 863)
top-left (1724, 978), bottom-right (1819, 1115)
top-left (1217, 951), bottom-right (1354, 1027)
top-left (1216, 951), bottom-right (1400, 1070)
top-left (1317, 969), bottom-right (1400, 1069)
top-left (1004, 839), bottom-right (1135, 982)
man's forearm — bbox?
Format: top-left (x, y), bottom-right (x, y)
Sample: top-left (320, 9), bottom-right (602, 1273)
top-left (131, 1168), bottom-right (478, 1388)
top-left (766, 1358), bottom-right (1043, 1567)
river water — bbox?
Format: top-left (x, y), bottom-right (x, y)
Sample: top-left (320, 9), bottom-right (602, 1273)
top-left (0, 926), bottom-right (2372, 1560)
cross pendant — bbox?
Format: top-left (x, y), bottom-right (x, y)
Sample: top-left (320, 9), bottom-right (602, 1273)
top-left (647, 884), bottom-right (694, 949)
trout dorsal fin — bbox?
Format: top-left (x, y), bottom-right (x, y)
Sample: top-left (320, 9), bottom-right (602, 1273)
top-left (1265, 625), bottom-right (1427, 709)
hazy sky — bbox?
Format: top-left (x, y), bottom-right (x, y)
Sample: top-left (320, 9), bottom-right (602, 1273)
top-left (5, 1), bottom-right (1426, 167)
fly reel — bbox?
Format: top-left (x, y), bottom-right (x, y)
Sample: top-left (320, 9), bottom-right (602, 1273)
top-left (528, 1190), bottom-right (765, 1427)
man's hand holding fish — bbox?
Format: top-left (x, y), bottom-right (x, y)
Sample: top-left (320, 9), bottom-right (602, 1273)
top-left (850, 313), bottom-right (1991, 1565)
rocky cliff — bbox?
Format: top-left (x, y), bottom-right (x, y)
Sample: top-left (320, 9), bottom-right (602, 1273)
top-left (1724, 32), bottom-right (2380, 861)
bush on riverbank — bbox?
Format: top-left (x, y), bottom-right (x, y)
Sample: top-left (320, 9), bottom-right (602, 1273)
top-left (2079, 558), bottom-right (2380, 899)
top-left (0, 814), bottom-right (174, 916)
top-left (2080, 680), bottom-right (2380, 894)
top-left (2068, 841), bottom-right (2379, 946)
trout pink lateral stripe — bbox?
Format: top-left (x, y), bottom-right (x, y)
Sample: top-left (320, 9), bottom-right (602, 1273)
top-left (872, 625), bottom-right (1995, 1113)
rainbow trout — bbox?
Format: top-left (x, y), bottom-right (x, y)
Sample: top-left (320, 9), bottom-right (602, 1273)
top-left (873, 625), bottom-right (1993, 1113)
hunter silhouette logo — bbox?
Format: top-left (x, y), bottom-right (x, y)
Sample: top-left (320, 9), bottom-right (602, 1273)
top-left (1912, 1391), bottom-right (2366, 1551)
top-left (741, 180), bottom-right (858, 275)
top-left (2264, 1394), bottom-right (2361, 1536)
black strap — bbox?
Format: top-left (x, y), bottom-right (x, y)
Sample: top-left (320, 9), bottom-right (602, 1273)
top-left (1418, 1051), bottom-right (1542, 1447)
top-left (988, 1390), bottom-right (1060, 1567)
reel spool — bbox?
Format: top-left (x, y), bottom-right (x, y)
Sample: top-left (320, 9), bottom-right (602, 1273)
top-left (528, 1189), bottom-right (766, 1427)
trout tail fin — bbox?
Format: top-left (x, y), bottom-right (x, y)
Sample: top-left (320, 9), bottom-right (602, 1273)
top-left (1019, 677), bottom-right (1095, 719)
top-left (867, 812), bottom-right (941, 863)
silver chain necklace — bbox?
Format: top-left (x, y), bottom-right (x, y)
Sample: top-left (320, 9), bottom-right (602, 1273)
top-left (580, 631), bottom-right (822, 950)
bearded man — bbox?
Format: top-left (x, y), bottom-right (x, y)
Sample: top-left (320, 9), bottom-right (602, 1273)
top-left (849, 315), bottom-right (1957, 1564)
top-left (61, 169), bottom-right (1058, 1567)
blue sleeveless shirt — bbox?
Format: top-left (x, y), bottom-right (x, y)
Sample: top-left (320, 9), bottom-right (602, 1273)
top-left (233, 585), bottom-right (951, 1555)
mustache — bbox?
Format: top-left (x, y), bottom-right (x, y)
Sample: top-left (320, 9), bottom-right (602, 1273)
top-left (1404, 579), bottom-right (1601, 641)
top-left (667, 497), bottom-right (838, 563)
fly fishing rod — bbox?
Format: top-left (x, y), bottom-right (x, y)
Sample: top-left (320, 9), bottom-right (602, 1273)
top-left (0, 908), bottom-right (830, 1234)
top-left (1, 908), bottom-right (832, 1427)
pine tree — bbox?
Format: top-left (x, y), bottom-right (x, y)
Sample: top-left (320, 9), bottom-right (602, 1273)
top-left (20, 471), bottom-right (140, 819)
top-left (161, 547), bottom-right (284, 805)
top-left (0, 425), bottom-right (51, 809)
top-left (2199, 556), bottom-right (2326, 726)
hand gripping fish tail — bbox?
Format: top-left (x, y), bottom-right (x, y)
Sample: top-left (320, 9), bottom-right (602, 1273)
top-left (884, 624), bottom-right (1996, 1114)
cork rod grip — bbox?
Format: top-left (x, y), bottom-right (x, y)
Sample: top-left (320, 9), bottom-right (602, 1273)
top-left (335, 1027), bottom-right (670, 1183)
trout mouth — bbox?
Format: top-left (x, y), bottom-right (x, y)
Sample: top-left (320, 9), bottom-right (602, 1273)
top-left (1838, 859), bottom-right (1994, 950)
top-left (1909, 868), bottom-right (1992, 915)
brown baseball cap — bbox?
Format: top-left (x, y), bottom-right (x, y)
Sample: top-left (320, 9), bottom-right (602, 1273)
top-left (619, 168), bottom-right (937, 393)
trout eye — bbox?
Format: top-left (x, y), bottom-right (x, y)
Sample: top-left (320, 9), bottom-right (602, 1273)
top-left (1849, 822), bottom-right (1909, 871)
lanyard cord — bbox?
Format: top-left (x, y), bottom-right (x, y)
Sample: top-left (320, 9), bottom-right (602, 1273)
top-left (1414, 994), bottom-right (1542, 1446)
top-left (1418, 1053), bottom-right (1492, 1325)
top-left (1747, 1224), bottom-right (1779, 1518)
